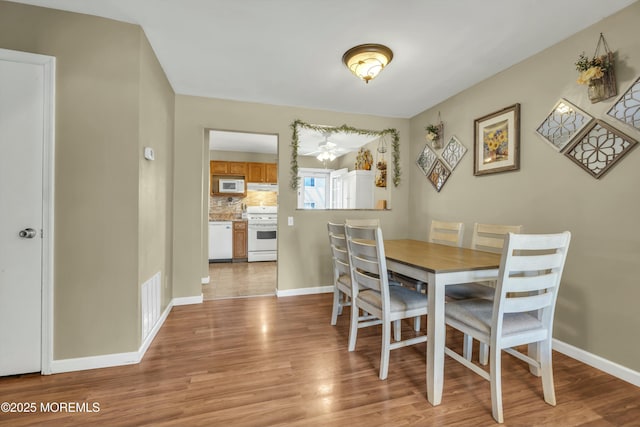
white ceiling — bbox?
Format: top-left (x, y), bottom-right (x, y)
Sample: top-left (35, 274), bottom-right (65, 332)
top-left (209, 130), bottom-right (278, 154)
top-left (9, 0), bottom-right (636, 120)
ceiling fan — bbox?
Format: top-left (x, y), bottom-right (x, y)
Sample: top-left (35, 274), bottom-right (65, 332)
top-left (305, 134), bottom-right (346, 162)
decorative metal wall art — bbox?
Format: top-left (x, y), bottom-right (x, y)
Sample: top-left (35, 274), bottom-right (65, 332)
top-left (563, 120), bottom-right (638, 179)
top-left (607, 76), bottom-right (640, 132)
top-left (441, 136), bottom-right (467, 170)
top-left (428, 159), bottom-right (451, 192)
top-left (416, 144), bottom-right (437, 176)
top-left (536, 99), bottom-right (593, 151)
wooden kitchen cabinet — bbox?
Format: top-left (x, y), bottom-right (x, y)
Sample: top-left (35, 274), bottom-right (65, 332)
top-left (265, 163), bottom-right (278, 183)
top-left (247, 162), bottom-right (277, 183)
top-left (210, 161), bottom-right (247, 176)
top-left (233, 221), bottom-right (248, 260)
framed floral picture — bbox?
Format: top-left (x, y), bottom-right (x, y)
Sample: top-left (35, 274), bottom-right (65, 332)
top-left (473, 103), bottom-right (520, 176)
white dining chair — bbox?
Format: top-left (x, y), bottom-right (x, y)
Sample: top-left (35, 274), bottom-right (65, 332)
top-left (328, 222), bottom-right (380, 326)
top-left (394, 220), bottom-right (465, 294)
top-left (345, 224), bottom-right (428, 380)
top-left (447, 223), bottom-right (523, 363)
top-left (328, 222), bottom-right (352, 325)
top-left (444, 231), bottom-right (571, 423)
top-left (429, 219), bottom-right (465, 247)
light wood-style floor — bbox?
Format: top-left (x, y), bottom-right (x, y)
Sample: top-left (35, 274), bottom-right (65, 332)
top-left (204, 261), bottom-right (276, 300)
top-left (1, 294), bottom-right (638, 426)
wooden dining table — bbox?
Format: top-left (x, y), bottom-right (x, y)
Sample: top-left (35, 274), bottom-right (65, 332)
top-left (383, 239), bottom-right (502, 406)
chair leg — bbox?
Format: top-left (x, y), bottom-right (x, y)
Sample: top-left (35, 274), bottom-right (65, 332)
top-left (380, 320), bottom-right (392, 380)
top-left (490, 346), bottom-right (504, 423)
top-left (413, 316), bottom-right (421, 331)
top-left (330, 289), bottom-right (341, 325)
top-left (479, 342), bottom-right (489, 365)
top-left (393, 319), bottom-right (401, 342)
top-left (463, 334), bottom-right (473, 360)
top-left (415, 281), bottom-right (424, 293)
top-left (539, 339), bottom-right (556, 406)
top-left (348, 301), bottom-right (359, 352)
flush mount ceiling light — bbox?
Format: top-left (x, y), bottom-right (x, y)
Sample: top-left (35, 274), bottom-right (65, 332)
top-left (342, 43), bottom-right (393, 84)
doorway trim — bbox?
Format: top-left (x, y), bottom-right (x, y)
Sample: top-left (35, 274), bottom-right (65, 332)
top-left (1, 48), bottom-right (56, 374)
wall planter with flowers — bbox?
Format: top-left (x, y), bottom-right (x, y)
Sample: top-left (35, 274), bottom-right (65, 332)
top-left (575, 33), bottom-right (617, 103)
top-left (425, 112), bottom-right (444, 149)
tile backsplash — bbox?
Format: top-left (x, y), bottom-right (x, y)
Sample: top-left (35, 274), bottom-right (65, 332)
top-left (209, 191), bottom-right (277, 220)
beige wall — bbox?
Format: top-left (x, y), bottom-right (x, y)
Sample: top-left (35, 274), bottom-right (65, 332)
top-left (138, 34), bottom-right (175, 310)
top-left (0, 2), bottom-right (175, 358)
top-left (173, 96), bottom-right (411, 298)
top-left (409, 3), bottom-right (640, 371)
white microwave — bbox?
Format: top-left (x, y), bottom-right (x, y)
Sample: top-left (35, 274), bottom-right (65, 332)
top-left (219, 178), bottom-right (245, 193)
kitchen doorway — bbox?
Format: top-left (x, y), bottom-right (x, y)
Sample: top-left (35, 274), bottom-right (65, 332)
top-left (205, 129), bottom-right (278, 299)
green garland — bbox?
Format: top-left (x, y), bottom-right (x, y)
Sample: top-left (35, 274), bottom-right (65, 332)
top-left (289, 119), bottom-right (401, 190)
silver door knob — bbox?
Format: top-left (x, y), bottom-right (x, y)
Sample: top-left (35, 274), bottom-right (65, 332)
top-left (19, 228), bottom-right (37, 239)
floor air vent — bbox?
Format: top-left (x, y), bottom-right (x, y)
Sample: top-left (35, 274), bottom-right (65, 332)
top-left (141, 272), bottom-right (161, 340)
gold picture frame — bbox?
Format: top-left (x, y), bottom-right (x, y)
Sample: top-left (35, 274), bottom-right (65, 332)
top-left (474, 103), bottom-right (520, 176)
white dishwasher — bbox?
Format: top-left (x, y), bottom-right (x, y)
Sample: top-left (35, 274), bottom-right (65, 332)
top-left (209, 221), bottom-right (233, 262)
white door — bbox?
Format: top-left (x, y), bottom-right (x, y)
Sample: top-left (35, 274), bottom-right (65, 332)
top-left (0, 51), bottom-right (48, 375)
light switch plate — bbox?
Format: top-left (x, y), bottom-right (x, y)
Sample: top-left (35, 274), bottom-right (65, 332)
top-left (288, 216), bottom-right (294, 226)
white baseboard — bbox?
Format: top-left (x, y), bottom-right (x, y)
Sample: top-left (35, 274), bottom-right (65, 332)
top-left (553, 338), bottom-right (640, 387)
top-left (49, 292), bottom-right (639, 389)
top-left (276, 285), bottom-right (333, 297)
top-left (48, 292), bottom-right (205, 374)
top-left (50, 300), bottom-right (174, 374)
top-left (201, 276), bottom-right (210, 284)
top-left (173, 294), bottom-right (203, 305)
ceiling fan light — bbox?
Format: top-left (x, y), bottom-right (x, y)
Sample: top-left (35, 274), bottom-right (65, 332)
top-left (342, 44), bottom-right (393, 84)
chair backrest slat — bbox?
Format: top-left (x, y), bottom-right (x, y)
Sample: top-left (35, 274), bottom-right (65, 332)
top-left (504, 292), bottom-right (554, 314)
top-left (471, 223), bottom-right (523, 253)
top-left (429, 220), bottom-right (464, 247)
top-left (352, 269), bottom-right (382, 292)
top-left (507, 253), bottom-right (564, 273)
top-left (506, 273), bottom-right (559, 293)
top-left (345, 218), bottom-right (380, 227)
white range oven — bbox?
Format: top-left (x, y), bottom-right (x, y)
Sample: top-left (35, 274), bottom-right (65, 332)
top-left (246, 206), bottom-right (277, 262)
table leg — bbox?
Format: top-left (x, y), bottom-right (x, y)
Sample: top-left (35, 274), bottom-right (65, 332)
top-left (427, 273), bottom-right (445, 405)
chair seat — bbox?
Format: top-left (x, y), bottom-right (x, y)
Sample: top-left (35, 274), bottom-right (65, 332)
top-left (337, 273), bottom-right (351, 288)
top-left (358, 285), bottom-right (427, 312)
top-left (446, 282), bottom-right (495, 300)
top-left (446, 298), bottom-right (543, 336)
